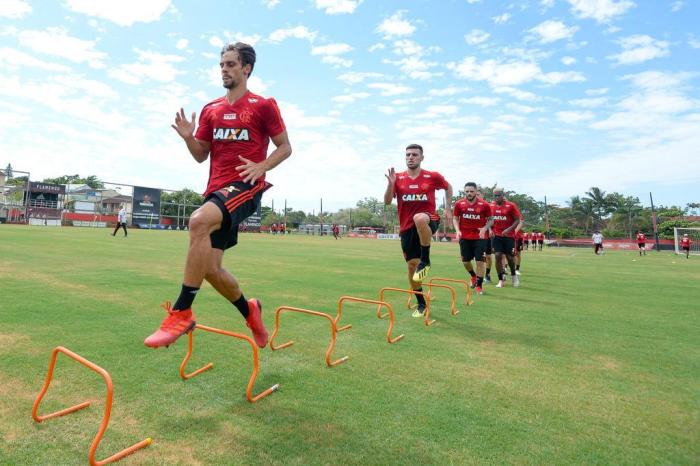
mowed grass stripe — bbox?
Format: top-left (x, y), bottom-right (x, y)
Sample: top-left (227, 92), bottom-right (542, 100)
top-left (0, 225), bottom-right (698, 465)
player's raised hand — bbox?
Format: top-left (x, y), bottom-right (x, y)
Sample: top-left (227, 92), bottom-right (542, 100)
top-left (171, 108), bottom-right (196, 140)
top-left (236, 156), bottom-right (266, 184)
top-left (385, 167), bottom-right (396, 185)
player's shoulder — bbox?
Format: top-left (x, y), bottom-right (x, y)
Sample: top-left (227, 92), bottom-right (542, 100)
top-left (246, 91), bottom-right (278, 108)
top-left (201, 96), bottom-right (226, 112)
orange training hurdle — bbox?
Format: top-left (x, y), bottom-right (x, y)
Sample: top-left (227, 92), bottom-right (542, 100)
top-left (335, 296), bottom-right (405, 343)
top-left (269, 306), bottom-right (349, 367)
top-left (405, 282), bottom-right (460, 315)
top-left (378, 287), bottom-right (435, 326)
top-left (428, 277), bottom-right (473, 306)
top-left (32, 346), bottom-right (151, 466)
top-left (180, 324), bottom-right (279, 403)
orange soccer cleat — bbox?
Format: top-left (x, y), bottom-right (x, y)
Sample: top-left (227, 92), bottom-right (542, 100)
top-left (245, 299), bottom-right (268, 348)
top-left (144, 302), bottom-right (196, 348)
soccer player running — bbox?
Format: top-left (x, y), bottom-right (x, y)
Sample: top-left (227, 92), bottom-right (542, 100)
top-left (513, 223), bottom-right (524, 275)
top-left (452, 182), bottom-right (491, 295)
top-left (636, 231), bottom-right (647, 256)
top-left (145, 43), bottom-right (292, 349)
top-left (491, 188), bottom-right (522, 288)
top-left (680, 233), bottom-right (692, 259)
top-left (385, 144), bottom-right (453, 317)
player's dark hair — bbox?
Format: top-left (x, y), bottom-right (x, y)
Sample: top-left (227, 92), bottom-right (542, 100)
top-left (465, 182), bottom-right (477, 189)
top-left (406, 143), bottom-right (423, 154)
top-left (221, 42), bottom-right (256, 77)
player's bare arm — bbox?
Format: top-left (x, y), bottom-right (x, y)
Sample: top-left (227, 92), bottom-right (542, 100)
top-left (482, 218), bottom-right (495, 238)
top-left (502, 218), bottom-right (520, 236)
top-left (171, 108), bottom-right (210, 163)
top-left (452, 209), bottom-right (461, 240)
top-left (236, 130), bottom-right (292, 184)
top-left (444, 182), bottom-right (454, 224)
top-left (384, 167), bottom-right (396, 205)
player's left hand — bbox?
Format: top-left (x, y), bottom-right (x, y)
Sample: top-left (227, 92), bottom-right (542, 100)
top-left (236, 156), bottom-right (266, 184)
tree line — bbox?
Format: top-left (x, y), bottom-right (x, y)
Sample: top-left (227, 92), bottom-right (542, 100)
top-left (4, 165), bottom-right (698, 239)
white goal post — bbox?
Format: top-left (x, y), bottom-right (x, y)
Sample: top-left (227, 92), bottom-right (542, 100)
top-left (674, 227), bottom-right (700, 256)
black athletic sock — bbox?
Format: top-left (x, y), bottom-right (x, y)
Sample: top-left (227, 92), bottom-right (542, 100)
top-left (415, 288), bottom-right (426, 308)
top-left (498, 272), bottom-right (504, 281)
top-left (420, 245), bottom-right (431, 264)
top-left (173, 284), bottom-right (199, 311)
top-left (516, 264), bottom-right (520, 271)
top-left (468, 270), bottom-right (476, 277)
top-left (476, 277), bottom-right (484, 287)
top-left (486, 267), bottom-right (491, 276)
top-left (232, 295), bottom-right (250, 318)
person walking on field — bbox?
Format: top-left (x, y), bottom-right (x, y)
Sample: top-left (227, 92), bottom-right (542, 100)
top-left (112, 205), bottom-right (128, 237)
top-left (680, 233), bottom-right (692, 259)
top-left (452, 182), bottom-right (491, 295)
top-left (384, 144), bottom-right (453, 317)
top-left (592, 231), bottom-right (604, 255)
top-left (491, 188), bottom-right (522, 288)
top-left (145, 42), bottom-right (292, 349)
top-left (636, 231), bottom-right (647, 256)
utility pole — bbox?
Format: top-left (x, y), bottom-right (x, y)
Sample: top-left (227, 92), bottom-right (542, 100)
top-left (320, 198), bottom-right (323, 236)
top-left (649, 192), bottom-right (660, 252)
top-left (284, 199), bottom-right (287, 231)
top-left (544, 196), bottom-right (550, 237)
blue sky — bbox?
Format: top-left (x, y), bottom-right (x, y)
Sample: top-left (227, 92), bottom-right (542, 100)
top-left (1, 0), bottom-right (699, 213)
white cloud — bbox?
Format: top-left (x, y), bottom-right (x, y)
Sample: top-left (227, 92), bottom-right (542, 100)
top-left (0, 47), bottom-right (71, 72)
top-left (586, 87), bottom-right (609, 96)
top-left (450, 57), bottom-right (541, 86)
top-left (18, 27), bottom-right (107, 68)
top-left (367, 82), bottom-right (413, 96)
top-left (262, 0), bottom-right (280, 8)
top-left (108, 49), bottom-right (185, 85)
top-left (529, 20), bottom-right (578, 43)
top-left (384, 55), bottom-right (440, 80)
top-left (248, 76), bottom-right (269, 95)
top-left (507, 102), bottom-right (538, 113)
top-left (671, 1), bottom-right (683, 12)
top-left (428, 86), bottom-right (469, 96)
top-left (561, 56), bottom-right (577, 65)
top-left (175, 38), bottom-right (188, 50)
top-left (492, 13), bottom-right (511, 24)
top-left (337, 71), bottom-right (384, 84)
top-left (569, 97), bottom-right (608, 107)
top-left (556, 110), bottom-right (595, 123)
top-left (459, 96), bottom-right (500, 106)
top-left (268, 26), bottom-right (317, 43)
top-left (368, 43), bottom-right (385, 52)
top-left (331, 92), bottom-right (370, 104)
top-left (320, 55), bottom-right (353, 68)
top-left (541, 0), bottom-right (555, 7)
top-left (608, 35), bottom-right (670, 65)
top-left (63, 0), bottom-right (172, 26)
top-left (567, 0), bottom-right (635, 23)
top-left (311, 43), bottom-right (353, 56)
top-left (687, 34), bottom-right (700, 49)
top-left (539, 70), bottom-right (586, 84)
top-left (376, 11), bottom-right (416, 39)
top-left (314, 0), bottom-right (363, 14)
top-left (209, 36), bottom-right (224, 48)
top-left (464, 29), bottom-right (490, 45)
top-left (0, 0), bottom-right (31, 18)
top-left (493, 86), bottom-right (538, 101)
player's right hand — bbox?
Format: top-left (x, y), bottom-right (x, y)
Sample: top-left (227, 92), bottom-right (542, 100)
top-left (171, 108), bottom-right (196, 139)
top-left (385, 167), bottom-right (396, 185)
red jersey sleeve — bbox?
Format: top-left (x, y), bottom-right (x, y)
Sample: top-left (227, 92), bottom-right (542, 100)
top-left (261, 98), bottom-right (286, 139)
top-left (511, 203), bottom-right (523, 220)
top-left (453, 202), bottom-right (461, 217)
top-left (195, 106), bottom-right (213, 143)
top-left (433, 172), bottom-right (449, 191)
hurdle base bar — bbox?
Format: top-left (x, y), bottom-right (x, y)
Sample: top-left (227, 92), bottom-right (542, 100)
top-left (269, 306), bottom-right (349, 367)
top-left (32, 346), bottom-right (151, 466)
top-left (336, 296), bottom-right (404, 344)
top-left (180, 325), bottom-right (278, 403)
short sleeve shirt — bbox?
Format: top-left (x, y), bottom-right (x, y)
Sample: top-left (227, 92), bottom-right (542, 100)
top-left (196, 91), bottom-right (286, 197)
top-left (490, 200), bottom-right (522, 238)
top-left (453, 198), bottom-right (491, 240)
top-left (394, 169), bottom-right (449, 233)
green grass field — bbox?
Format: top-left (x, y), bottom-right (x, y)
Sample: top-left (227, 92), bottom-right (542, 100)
top-left (1, 225), bottom-right (698, 465)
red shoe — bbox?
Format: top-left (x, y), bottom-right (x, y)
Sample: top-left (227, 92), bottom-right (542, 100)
top-left (475, 286), bottom-right (483, 295)
top-left (245, 299), bottom-right (268, 348)
top-left (144, 302), bottom-right (196, 348)
top-left (470, 276), bottom-right (477, 288)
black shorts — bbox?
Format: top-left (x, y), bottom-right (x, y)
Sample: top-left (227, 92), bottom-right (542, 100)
top-left (638, 243), bottom-right (645, 248)
top-left (206, 181), bottom-right (271, 250)
top-left (400, 219), bottom-right (439, 261)
top-left (485, 237), bottom-right (493, 255)
top-left (492, 236), bottom-right (515, 255)
top-left (682, 246), bottom-right (690, 252)
top-left (459, 239), bottom-right (488, 262)
top-left (515, 238), bottom-right (524, 251)
top-left (538, 239), bottom-right (544, 245)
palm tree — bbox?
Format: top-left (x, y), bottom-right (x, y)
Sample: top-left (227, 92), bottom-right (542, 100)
top-left (585, 187), bottom-right (609, 228)
top-left (569, 196), bottom-right (595, 234)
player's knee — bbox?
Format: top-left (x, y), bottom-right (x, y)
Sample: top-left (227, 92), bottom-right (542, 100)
top-left (413, 213), bottom-right (429, 225)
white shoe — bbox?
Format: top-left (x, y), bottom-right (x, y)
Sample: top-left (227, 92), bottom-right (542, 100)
top-left (515, 270), bottom-right (521, 276)
top-left (512, 275), bottom-right (520, 287)
top-left (496, 280), bottom-right (505, 288)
